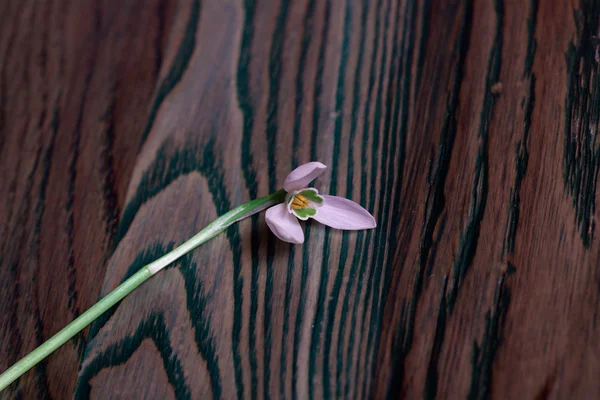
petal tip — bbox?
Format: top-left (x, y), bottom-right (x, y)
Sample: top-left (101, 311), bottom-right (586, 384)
top-left (291, 236), bottom-right (305, 245)
top-left (369, 218), bottom-right (377, 229)
top-left (362, 215), bottom-right (377, 230)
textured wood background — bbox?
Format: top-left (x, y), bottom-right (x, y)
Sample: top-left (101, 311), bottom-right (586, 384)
top-left (1, 0), bottom-right (600, 398)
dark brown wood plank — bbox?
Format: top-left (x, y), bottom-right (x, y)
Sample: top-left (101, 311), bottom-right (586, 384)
top-left (1, 0), bottom-right (599, 399)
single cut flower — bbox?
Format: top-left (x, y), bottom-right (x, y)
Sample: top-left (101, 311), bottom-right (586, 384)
top-left (0, 160), bottom-right (376, 391)
top-left (265, 162), bottom-right (376, 243)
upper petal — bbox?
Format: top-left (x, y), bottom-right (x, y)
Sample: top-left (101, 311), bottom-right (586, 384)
top-left (283, 162), bottom-right (327, 192)
top-left (311, 195), bottom-right (376, 230)
top-left (266, 204), bottom-right (305, 243)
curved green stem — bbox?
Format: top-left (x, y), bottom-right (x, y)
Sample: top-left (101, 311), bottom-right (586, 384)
top-left (0, 189), bottom-right (286, 392)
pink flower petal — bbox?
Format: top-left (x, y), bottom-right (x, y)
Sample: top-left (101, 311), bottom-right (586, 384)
top-left (283, 162), bottom-right (327, 192)
top-left (266, 204), bottom-right (305, 243)
top-left (312, 195), bottom-right (376, 230)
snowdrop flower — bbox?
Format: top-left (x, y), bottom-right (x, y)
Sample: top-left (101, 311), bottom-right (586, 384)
top-left (265, 162), bottom-right (376, 244)
top-left (0, 161), bottom-right (376, 390)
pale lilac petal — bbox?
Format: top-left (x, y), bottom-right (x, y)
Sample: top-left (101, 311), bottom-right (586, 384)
top-left (266, 204), bottom-right (305, 243)
top-left (283, 162), bottom-right (327, 192)
top-left (312, 195), bottom-right (376, 230)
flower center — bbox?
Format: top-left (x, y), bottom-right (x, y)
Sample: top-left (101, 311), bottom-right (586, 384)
top-left (290, 193), bottom-right (310, 210)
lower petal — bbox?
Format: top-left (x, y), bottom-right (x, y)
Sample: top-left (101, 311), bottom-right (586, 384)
top-left (266, 204), bottom-right (305, 244)
top-left (312, 195), bottom-right (376, 230)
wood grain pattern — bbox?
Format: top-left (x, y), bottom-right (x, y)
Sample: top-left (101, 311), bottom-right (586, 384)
top-left (1, 0), bottom-right (600, 398)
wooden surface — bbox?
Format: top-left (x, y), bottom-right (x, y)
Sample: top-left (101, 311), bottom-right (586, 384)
top-left (1, 0), bottom-right (600, 398)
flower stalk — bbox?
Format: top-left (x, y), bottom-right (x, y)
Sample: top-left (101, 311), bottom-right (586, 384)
top-left (0, 189), bottom-right (287, 392)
